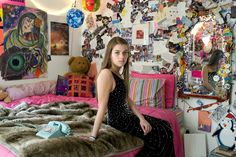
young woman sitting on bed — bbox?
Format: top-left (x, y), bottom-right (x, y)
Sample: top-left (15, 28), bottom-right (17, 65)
top-left (84, 37), bottom-right (175, 157)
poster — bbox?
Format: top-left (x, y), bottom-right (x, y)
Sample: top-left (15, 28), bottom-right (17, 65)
top-left (0, 0), bottom-right (25, 56)
top-left (1, 4), bottom-right (48, 80)
top-left (51, 22), bottom-right (69, 55)
top-left (198, 110), bottom-right (212, 132)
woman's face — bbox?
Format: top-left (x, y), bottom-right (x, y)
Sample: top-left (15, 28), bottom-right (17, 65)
top-left (110, 44), bottom-right (129, 68)
top-left (22, 17), bottom-right (34, 34)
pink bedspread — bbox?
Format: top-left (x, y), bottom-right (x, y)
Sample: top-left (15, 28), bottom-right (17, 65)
top-left (0, 94), bottom-right (184, 157)
top-left (0, 94), bottom-right (98, 109)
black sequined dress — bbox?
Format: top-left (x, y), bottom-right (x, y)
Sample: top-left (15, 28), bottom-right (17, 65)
top-left (107, 72), bottom-right (175, 157)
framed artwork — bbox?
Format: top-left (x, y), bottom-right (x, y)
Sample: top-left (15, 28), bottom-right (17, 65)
top-left (132, 23), bottom-right (149, 45)
top-left (50, 22), bottom-right (69, 55)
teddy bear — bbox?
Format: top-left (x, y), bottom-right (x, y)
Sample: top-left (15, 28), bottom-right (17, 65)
top-left (64, 56), bottom-right (95, 98)
top-left (64, 56), bottom-right (91, 77)
top-left (0, 87), bottom-right (11, 103)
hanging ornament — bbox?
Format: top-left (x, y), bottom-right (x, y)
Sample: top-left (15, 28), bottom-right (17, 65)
top-left (82, 0), bottom-right (100, 12)
top-left (67, 1), bottom-right (84, 28)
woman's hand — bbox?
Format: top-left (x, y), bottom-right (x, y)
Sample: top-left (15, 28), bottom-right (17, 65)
top-left (139, 118), bottom-right (152, 135)
top-left (79, 135), bottom-right (96, 142)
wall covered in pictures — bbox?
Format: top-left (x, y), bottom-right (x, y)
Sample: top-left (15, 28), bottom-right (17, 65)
top-left (80, 0), bottom-right (235, 101)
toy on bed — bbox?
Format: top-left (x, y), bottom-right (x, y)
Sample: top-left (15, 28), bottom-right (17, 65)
top-left (64, 56), bottom-right (95, 97)
top-left (65, 56), bottom-right (91, 77)
top-left (0, 87), bottom-right (11, 103)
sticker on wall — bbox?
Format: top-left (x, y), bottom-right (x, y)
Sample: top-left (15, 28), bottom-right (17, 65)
top-left (198, 110), bottom-right (212, 132)
top-left (2, 4), bottom-right (48, 80)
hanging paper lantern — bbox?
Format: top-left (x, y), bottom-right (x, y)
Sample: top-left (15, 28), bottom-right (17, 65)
top-left (67, 8), bottom-right (84, 28)
top-left (82, 0), bottom-right (100, 12)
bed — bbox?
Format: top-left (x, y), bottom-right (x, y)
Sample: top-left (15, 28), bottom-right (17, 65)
top-left (0, 72), bottom-right (184, 157)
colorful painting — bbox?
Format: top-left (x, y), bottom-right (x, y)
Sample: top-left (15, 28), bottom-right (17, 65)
top-left (0, 0), bottom-right (25, 56)
top-left (1, 4), bottom-right (48, 80)
top-left (198, 110), bottom-right (212, 132)
top-left (51, 22), bottom-right (69, 55)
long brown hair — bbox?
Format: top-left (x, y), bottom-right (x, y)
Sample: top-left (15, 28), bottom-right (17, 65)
top-left (101, 36), bottom-right (130, 98)
top-left (207, 49), bottom-right (224, 67)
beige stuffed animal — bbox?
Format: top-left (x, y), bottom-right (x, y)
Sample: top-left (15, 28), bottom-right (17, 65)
top-left (64, 56), bottom-right (91, 77)
top-left (0, 88), bottom-right (11, 103)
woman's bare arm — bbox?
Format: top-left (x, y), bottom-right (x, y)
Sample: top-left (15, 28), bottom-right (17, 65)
top-left (91, 69), bottom-right (113, 137)
top-left (127, 97), bottom-right (145, 120)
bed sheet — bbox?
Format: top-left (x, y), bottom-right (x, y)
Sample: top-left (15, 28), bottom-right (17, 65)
top-left (0, 94), bottom-right (184, 157)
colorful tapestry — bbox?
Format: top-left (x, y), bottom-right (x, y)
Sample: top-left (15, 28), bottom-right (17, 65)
top-left (1, 4), bottom-right (48, 80)
top-left (0, 0), bottom-right (25, 56)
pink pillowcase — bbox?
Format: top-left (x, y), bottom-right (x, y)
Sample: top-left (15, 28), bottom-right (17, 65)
top-left (130, 71), bottom-right (175, 108)
top-left (6, 80), bottom-right (56, 101)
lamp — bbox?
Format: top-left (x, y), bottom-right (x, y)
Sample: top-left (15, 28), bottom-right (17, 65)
top-left (67, 0), bottom-right (84, 28)
top-left (82, 0), bottom-right (100, 12)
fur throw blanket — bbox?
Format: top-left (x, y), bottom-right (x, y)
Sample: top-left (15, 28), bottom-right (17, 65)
top-left (0, 102), bottom-right (143, 157)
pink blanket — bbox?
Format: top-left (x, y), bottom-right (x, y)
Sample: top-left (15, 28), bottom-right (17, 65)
top-left (0, 94), bottom-right (183, 157)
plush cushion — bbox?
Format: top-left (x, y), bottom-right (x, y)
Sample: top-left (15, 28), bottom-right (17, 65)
top-left (130, 71), bottom-right (175, 108)
top-left (129, 78), bottom-right (166, 108)
top-left (66, 74), bottom-right (95, 98)
top-left (56, 75), bottom-right (69, 96)
top-left (6, 80), bottom-right (56, 101)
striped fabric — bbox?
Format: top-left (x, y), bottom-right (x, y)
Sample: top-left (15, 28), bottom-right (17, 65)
top-left (129, 78), bottom-right (166, 108)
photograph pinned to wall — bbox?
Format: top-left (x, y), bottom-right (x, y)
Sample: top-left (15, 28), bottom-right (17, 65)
top-left (2, 4), bottom-right (48, 80)
top-left (198, 110), bottom-right (212, 132)
top-left (51, 22), bottom-right (69, 55)
top-left (121, 27), bottom-right (132, 45)
top-left (0, 0), bottom-right (25, 56)
top-left (132, 23), bottom-right (149, 45)
top-left (209, 105), bottom-right (228, 123)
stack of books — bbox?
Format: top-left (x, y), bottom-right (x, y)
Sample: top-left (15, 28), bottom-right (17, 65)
top-left (209, 146), bottom-right (236, 157)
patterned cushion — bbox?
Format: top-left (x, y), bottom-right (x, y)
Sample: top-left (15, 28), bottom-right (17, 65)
top-left (131, 71), bottom-right (175, 108)
top-left (129, 78), bottom-right (166, 108)
top-left (56, 75), bottom-right (69, 96)
top-left (66, 74), bottom-right (94, 98)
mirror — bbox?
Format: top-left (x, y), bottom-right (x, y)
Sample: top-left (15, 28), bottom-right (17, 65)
top-left (177, 13), bottom-right (233, 101)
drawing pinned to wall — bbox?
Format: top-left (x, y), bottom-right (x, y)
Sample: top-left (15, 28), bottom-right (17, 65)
top-left (0, 0), bottom-right (25, 56)
top-left (198, 110), bottom-right (212, 132)
top-left (51, 22), bottom-right (69, 56)
top-left (132, 23), bottom-right (149, 45)
top-left (1, 4), bottom-right (48, 80)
